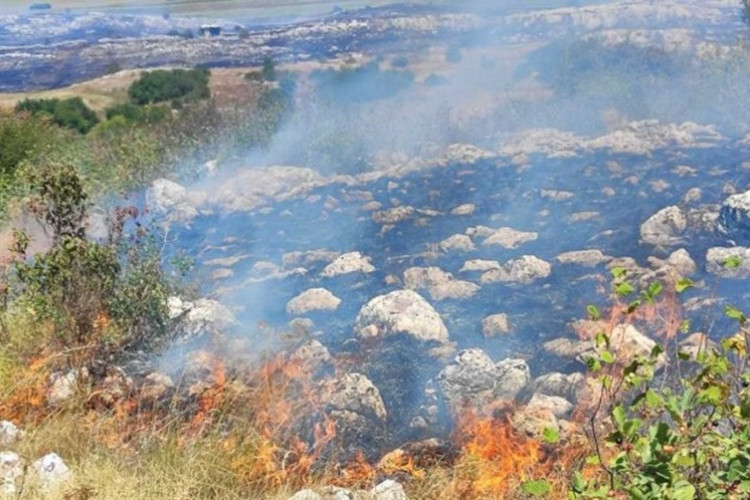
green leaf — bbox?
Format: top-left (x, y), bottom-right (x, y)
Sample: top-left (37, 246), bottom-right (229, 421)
top-left (725, 306), bottom-right (747, 325)
top-left (724, 256), bottom-right (742, 269)
top-left (586, 357), bottom-right (602, 373)
top-left (521, 479), bottom-right (551, 497)
top-left (542, 426), bottom-right (559, 444)
top-left (601, 350), bottom-right (615, 364)
top-left (670, 480), bottom-right (696, 500)
top-left (612, 405), bottom-right (626, 430)
top-left (645, 389), bottom-right (664, 409)
top-left (697, 385), bottom-right (722, 405)
top-left (646, 281), bottom-right (664, 300)
top-left (587, 304), bottom-right (601, 321)
top-left (675, 278), bottom-right (694, 293)
top-left (611, 266), bottom-right (627, 278)
top-left (615, 281), bottom-right (635, 297)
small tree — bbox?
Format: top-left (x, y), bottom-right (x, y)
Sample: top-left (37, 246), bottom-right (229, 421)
top-left (262, 56), bottom-right (277, 82)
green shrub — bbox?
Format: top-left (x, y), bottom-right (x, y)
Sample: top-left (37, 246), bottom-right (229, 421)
top-left (15, 97), bottom-right (99, 134)
top-left (262, 56), bottom-right (277, 82)
top-left (0, 111), bottom-right (55, 177)
top-left (572, 267), bottom-right (750, 498)
top-left (9, 163), bottom-right (174, 354)
top-left (128, 68), bottom-right (211, 106)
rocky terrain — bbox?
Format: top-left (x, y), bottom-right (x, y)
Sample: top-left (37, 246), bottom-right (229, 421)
top-left (0, 0), bottom-right (745, 91)
top-left (140, 120), bottom-right (750, 471)
top-left (3, 0), bottom-right (750, 496)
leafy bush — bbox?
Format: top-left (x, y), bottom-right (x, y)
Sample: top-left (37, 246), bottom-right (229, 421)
top-left (572, 267), bottom-right (750, 498)
top-left (9, 163), bottom-right (173, 355)
top-left (128, 68), bottom-right (211, 106)
top-left (0, 111), bottom-right (55, 177)
top-left (15, 97), bottom-right (99, 134)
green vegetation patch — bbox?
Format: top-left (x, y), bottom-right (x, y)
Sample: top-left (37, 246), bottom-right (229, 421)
top-left (15, 96), bottom-right (99, 134)
top-left (128, 68), bottom-right (211, 106)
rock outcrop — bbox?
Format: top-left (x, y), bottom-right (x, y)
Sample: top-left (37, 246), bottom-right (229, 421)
top-left (355, 290), bottom-right (449, 343)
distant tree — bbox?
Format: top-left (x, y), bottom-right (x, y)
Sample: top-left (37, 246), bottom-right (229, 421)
top-left (262, 56), bottom-right (277, 82)
top-left (15, 97), bottom-right (99, 134)
top-left (128, 68), bottom-right (211, 106)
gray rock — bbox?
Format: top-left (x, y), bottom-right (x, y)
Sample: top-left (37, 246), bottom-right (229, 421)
top-left (481, 255), bottom-right (552, 284)
top-left (640, 205), bottom-right (686, 246)
top-left (325, 373), bottom-right (387, 421)
top-left (168, 297), bottom-right (237, 341)
top-left (439, 234), bottom-right (475, 253)
top-left (286, 288), bottom-right (342, 315)
top-left (288, 490), bottom-right (323, 500)
top-left (512, 406), bottom-right (560, 439)
top-left (403, 267), bottom-right (479, 301)
top-left (370, 479), bottom-right (408, 500)
top-left (321, 252), bottom-right (376, 277)
top-left (556, 249), bottom-right (612, 267)
top-left (147, 178), bottom-right (200, 223)
top-left (48, 369), bottom-right (86, 408)
top-left (531, 372), bottom-right (585, 403)
top-left (719, 189), bottom-right (750, 244)
top-left (0, 422), bottom-right (23, 447)
top-left (290, 340), bottom-right (332, 369)
top-left (481, 227), bottom-right (538, 249)
top-left (526, 393), bottom-right (573, 419)
top-left (0, 451), bottom-right (23, 497)
top-left (481, 313), bottom-right (511, 337)
top-left (459, 259), bottom-right (501, 273)
top-left (451, 203), bottom-right (476, 216)
top-left (437, 348), bottom-right (529, 413)
top-left (544, 324), bottom-right (666, 369)
top-left (29, 453), bottom-right (72, 492)
top-left (355, 290), bottom-right (448, 343)
top-left (706, 247), bottom-right (750, 278)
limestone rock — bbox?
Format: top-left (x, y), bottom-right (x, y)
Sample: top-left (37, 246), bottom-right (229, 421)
top-left (482, 314), bottom-right (511, 337)
top-left (325, 373), bottom-right (387, 421)
top-left (719, 189), bottom-right (750, 244)
top-left (481, 255), bottom-right (551, 284)
top-left (526, 393), bottom-right (573, 419)
top-left (286, 288), bottom-right (342, 315)
top-left (288, 489), bottom-right (323, 500)
top-left (531, 372), bottom-right (585, 403)
top-left (437, 348), bottom-right (530, 413)
top-left (439, 234), bottom-right (475, 253)
top-left (706, 247), bottom-right (750, 278)
top-left (355, 290), bottom-right (448, 343)
top-left (403, 266), bottom-right (479, 301)
top-left (321, 252), bottom-right (376, 277)
top-left (640, 206), bottom-right (686, 246)
top-left (451, 203), bottom-right (476, 216)
top-left (29, 453), bottom-right (72, 493)
top-left (460, 259), bottom-right (501, 273)
top-left (168, 296), bottom-right (237, 340)
top-left (370, 479), bottom-right (408, 500)
top-left (290, 340), bottom-right (332, 370)
top-left (0, 451), bottom-right (23, 497)
top-left (482, 227), bottom-right (538, 249)
top-left (556, 249), bottom-right (612, 267)
top-left (0, 422), bottom-right (23, 447)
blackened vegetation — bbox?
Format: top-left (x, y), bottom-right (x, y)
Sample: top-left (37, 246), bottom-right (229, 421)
top-left (310, 62), bottom-right (414, 104)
